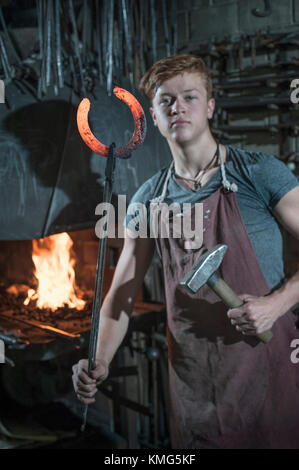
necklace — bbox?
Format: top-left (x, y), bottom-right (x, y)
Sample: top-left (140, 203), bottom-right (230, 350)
top-left (174, 142), bottom-right (220, 191)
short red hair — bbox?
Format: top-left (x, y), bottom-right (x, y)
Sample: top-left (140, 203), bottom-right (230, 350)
top-left (139, 54), bottom-right (213, 102)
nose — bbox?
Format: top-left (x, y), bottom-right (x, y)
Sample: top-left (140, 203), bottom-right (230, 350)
top-left (170, 96), bottom-right (186, 115)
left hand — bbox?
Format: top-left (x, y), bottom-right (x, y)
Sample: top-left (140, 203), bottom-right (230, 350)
top-left (227, 293), bottom-right (284, 337)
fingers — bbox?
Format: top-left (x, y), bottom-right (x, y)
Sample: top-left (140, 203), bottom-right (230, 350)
top-left (72, 359), bottom-right (109, 405)
top-left (235, 324), bottom-right (257, 335)
top-left (227, 305), bottom-right (258, 336)
top-left (238, 293), bottom-right (254, 302)
top-left (72, 360), bottom-right (97, 405)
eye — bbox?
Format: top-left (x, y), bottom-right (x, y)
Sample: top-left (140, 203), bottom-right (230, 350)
top-left (160, 97), bottom-right (171, 105)
top-left (185, 95), bottom-right (196, 101)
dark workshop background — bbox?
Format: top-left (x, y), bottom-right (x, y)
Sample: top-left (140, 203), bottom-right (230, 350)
top-left (0, 0), bottom-right (298, 241)
top-left (0, 0), bottom-right (299, 450)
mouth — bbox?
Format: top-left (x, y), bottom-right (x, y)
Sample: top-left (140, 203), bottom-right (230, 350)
top-left (171, 120), bottom-right (190, 128)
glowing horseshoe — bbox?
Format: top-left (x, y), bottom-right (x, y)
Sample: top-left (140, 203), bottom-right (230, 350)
top-left (77, 87), bottom-right (147, 159)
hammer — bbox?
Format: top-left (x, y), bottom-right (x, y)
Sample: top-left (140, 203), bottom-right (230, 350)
top-left (180, 244), bottom-right (273, 343)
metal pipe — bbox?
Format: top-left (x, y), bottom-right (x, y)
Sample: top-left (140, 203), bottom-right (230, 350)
top-left (150, 0), bottom-right (157, 63)
top-left (81, 143), bottom-right (116, 432)
top-left (95, 0), bottom-right (104, 84)
top-left (68, 0), bottom-right (86, 95)
top-left (107, 0), bottom-right (114, 95)
top-left (55, 0), bottom-right (64, 89)
top-left (161, 0), bottom-right (171, 57)
top-left (0, 30), bottom-right (12, 80)
top-left (121, 0), bottom-right (133, 89)
top-left (45, 0), bottom-right (53, 87)
top-left (0, 7), bottom-right (21, 63)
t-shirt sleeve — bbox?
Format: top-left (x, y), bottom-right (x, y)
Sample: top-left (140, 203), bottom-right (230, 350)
top-left (250, 153), bottom-right (299, 210)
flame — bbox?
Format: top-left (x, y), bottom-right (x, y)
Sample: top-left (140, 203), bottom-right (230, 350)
top-left (24, 233), bottom-right (85, 312)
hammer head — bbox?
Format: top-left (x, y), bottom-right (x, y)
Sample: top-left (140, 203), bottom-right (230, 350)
top-left (180, 244), bottom-right (227, 294)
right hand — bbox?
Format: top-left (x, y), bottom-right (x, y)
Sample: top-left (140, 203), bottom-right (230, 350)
top-left (72, 358), bottom-right (109, 405)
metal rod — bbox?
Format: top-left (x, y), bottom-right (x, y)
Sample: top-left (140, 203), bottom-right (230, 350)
top-left (161, 0), bottom-right (171, 57)
top-left (107, 0), bottom-right (114, 95)
top-left (138, 0), bottom-right (145, 78)
top-left (102, 0), bottom-right (108, 78)
top-left (81, 143), bottom-right (116, 432)
top-left (117, 0), bottom-right (124, 79)
top-left (45, 0), bottom-right (53, 87)
top-left (121, 0), bottom-right (133, 89)
top-left (171, 0), bottom-right (178, 55)
top-left (0, 7), bottom-right (21, 63)
top-left (37, 0), bottom-right (46, 98)
top-left (0, 30), bottom-right (12, 80)
top-left (36, 0), bottom-right (43, 60)
top-left (150, 0), bottom-right (157, 63)
top-left (68, 0), bottom-right (86, 95)
top-left (55, 0), bottom-right (64, 88)
top-left (0, 312), bottom-right (81, 341)
top-left (95, 0), bottom-right (104, 84)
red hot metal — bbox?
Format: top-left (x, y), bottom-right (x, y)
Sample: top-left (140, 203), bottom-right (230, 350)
top-left (77, 87), bottom-right (147, 159)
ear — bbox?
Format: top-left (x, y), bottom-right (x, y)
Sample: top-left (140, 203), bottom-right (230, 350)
top-left (207, 98), bottom-right (215, 120)
top-left (150, 107), bottom-right (157, 126)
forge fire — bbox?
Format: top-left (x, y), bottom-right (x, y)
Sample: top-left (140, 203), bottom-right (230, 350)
top-left (23, 233), bottom-right (85, 312)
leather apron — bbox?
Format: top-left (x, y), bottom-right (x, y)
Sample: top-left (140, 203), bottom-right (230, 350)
top-left (151, 160), bottom-right (299, 449)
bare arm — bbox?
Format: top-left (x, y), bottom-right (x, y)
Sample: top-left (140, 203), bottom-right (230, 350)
top-left (72, 230), bottom-right (155, 403)
top-left (96, 230), bottom-right (156, 364)
top-left (270, 185), bottom-right (299, 312)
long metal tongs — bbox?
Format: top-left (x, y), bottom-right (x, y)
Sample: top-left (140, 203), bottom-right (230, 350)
top-left (76, 88), bottom-right (147, 431)
top-left (81, 143), bottom-right (116, 432)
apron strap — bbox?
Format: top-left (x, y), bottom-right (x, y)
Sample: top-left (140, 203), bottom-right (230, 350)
top-left (150, 144), bottom-right (238, 205)
top-left (150, 162), bottom-right (174, 204)
top-left (219, 145), bottom-right (238, 193)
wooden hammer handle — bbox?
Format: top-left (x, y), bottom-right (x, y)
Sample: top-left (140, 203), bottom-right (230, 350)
top-left (210, 277), bottom-right (273, 343)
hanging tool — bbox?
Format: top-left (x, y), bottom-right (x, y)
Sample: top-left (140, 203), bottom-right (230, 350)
top-left (150, 0), bottom-right (157, 64)
top-left (55, 0), bottom-right (64, 89)
top-left (77, 87), bottom-right (147, 432)
top-left (95, 0), bottom-right (104, 85)
top-left (68, 0), bottom-right (86, 95)
top-left (106, 0), bottom-right (115, 96)
top-left (170, 0), bottom-right (178, 55)
top-left (121, 0), bottom-right (134, 90)
top-left (161, 0), bottom-right (171, 57)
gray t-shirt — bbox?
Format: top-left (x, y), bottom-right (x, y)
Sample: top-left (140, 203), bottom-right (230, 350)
top-left (125, 145), bottom-right (299, 290)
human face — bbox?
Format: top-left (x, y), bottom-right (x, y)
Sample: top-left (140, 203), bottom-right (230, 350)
top-left (150, 72), bottom-right (215, 146)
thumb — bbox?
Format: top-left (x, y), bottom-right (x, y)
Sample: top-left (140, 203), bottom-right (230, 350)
top-left (90, 359), bottom-right (109, 381)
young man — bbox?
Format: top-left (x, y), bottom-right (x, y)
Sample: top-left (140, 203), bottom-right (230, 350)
top-left (72, 55), bottom-right (299, 449)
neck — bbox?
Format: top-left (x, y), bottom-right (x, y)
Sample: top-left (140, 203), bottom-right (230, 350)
top-left (168, 131), bottom-right (220, 178)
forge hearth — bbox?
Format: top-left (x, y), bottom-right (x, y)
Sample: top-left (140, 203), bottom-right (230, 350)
top-left (0, 227), bottom-right (168, 449)
top-left (0, 228), bottom-right (121, 348)
top-left (0, 287), bottom-right (92, 345)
